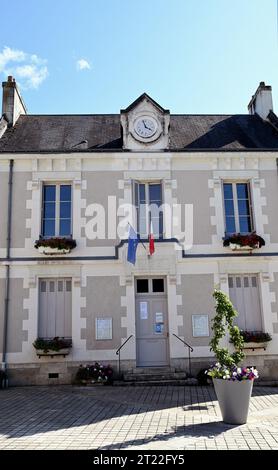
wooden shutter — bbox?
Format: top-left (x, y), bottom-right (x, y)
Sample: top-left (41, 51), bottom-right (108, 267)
top-left (228, 275), bottom-right (262, 331)
top-left (39, 279), bottom-right (72, 338)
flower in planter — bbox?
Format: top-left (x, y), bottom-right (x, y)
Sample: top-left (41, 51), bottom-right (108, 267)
top-left (240, 330), bottom-right (272, 343)
top-left (223, 232), bottom-right (265, 249)
top-left (207, 363), bottom-right (259, 381)
top-left (75, 362), bottom-right (114, 385)
top-left (34, 237), bottom-right (77, 252)
top-left (33, 337), bottom-right (72, 353)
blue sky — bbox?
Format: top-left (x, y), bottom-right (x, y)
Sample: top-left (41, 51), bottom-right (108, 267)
top-left (0, 0), bottom-right (277, 115)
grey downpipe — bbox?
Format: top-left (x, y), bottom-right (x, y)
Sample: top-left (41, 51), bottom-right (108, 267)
top-left (2, 159), bottom-right (13, 369)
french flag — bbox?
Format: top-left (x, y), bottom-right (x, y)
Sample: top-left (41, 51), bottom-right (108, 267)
top-left (149, 220), bottom-right (155, 256)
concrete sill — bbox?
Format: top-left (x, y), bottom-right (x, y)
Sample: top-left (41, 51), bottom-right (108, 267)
top-left (243, 342), bottom-right (268, 351)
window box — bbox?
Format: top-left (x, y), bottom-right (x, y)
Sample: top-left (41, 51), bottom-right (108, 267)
top-left (33, 337), bottom-right (72, 358)
top-left (242, 342), bottom-right (268, 351)
top-left (35, 237), bottom-right (76, 255)
top-left (223, 232), bottom-right (265, 251)
top-left (35, 348), bottom-right (70, 358)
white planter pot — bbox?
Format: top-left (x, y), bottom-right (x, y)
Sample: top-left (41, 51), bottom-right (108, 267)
top-left (36, 348), bottom-right (70, 357)
top-left (38, 246), bottom-right (70, 255)
top-left (213, 378), bottom-right (253, 425)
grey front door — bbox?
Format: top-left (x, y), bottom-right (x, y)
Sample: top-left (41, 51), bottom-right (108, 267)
top-left (135, 278), bottom-right (169, 367)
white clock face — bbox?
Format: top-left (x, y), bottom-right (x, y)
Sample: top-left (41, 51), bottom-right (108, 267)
top-left (134, 117), bottom-right (158, 138)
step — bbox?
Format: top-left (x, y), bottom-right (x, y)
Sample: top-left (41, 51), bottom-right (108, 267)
top-left (131, 367), bottom-right (174, 375)
top-left (114, 378), bottom-right (198, 387)
top-left (123, 372), bottom-right (187, 382)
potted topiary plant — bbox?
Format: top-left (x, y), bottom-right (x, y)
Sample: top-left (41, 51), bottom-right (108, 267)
top-left (207, 290), bottom-right (259, 425)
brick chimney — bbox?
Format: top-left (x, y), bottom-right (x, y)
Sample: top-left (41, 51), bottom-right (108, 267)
top-left (2, 76), bottom-right (27, 126)
top-left (248, 82), bottom-right (273, 120)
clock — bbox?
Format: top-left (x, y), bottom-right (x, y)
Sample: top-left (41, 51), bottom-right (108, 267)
top-left (134, 116), bottom-right (158, 139)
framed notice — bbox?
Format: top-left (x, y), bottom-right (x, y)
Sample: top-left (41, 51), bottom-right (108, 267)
top-left (140, 301), bottom-right (148, 320)
top-left (192, 315), bottom-right (209, 337)
top-left (95, 318), bottom-right (113, 340)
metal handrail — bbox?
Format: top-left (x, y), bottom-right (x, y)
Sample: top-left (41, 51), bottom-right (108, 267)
top-left (173, 333), bottom-right (193, 377)
top-left (116, 335), bottom-right (133, 379)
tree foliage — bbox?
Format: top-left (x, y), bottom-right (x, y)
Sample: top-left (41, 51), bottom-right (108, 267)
top-left (210, 290), bottom-right (245, 367)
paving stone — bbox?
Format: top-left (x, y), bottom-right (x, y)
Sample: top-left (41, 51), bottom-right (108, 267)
top-left (0, 385), bottom-right (278, 449)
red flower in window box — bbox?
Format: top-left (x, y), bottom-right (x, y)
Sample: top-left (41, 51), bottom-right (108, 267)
top-left (223, 232), bottom-right (265, 250)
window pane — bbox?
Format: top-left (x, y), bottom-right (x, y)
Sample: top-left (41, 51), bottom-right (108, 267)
top-left (226, 217), bottom-right (236, 234)
top-left (44, 202), bottom-right (56, 218)
top-left (238, 199), bottom-right (250, 216)
top-left (149, 184), bottom-right (162, 204)
top-left (58, 281), bottom-right (63, 292)
top-left (60, 185), bottom-right (71, 201)
top-left (43, 185), bottom-right (56, 202)
top-left (59, 219), bottom-right (71, 236)
top-left (236, 277), bottom-right (241, 288)
top-left (237, 183), bottom-right (249, 199)
top-left (224, 200), bottom-right (235, 216)
top-left (139, 184), bottom-right (146, 203)
top-left (244, 277), bottom-right (249, 288)
top-left (42, 219), bottom-right (55, 237)
top-left (137, 279), bottom-right (149, 293)
top-left (152, 279), bottom-right (164, 292)
top-left (49, 281), bottom-right (55, 292)
top-left (224, 183), bottom-right (233, 199)
top-left (228, 277), bottom-right (233, 288)
top-left (239, 217), bottom-right (252, 233)
top-left (252, 277), bottom-right (257, 288)
top-left (66, 281), bottom-right (72, 292)
top-left (60, 201), bottom-right (71, 218)
top-left (40, 281), bottom-right (46, 292)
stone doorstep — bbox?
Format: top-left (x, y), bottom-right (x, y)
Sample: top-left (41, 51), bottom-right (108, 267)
top-left (114, 378), bottom-right (198, 387)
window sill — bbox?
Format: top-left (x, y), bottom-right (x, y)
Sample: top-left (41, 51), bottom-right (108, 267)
top-left (228, 243), bottom-right (259, 251)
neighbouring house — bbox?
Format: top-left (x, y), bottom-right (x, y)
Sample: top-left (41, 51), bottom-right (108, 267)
top-left (1, 76), bottom-right (278, 385)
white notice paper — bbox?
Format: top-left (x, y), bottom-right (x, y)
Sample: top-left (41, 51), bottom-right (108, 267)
top-left (192, 315), bottom-right (209, 337)
top-left (155, 313), bottom-right (163, 323)
top-left (140, 302), bottom-right (148, 320)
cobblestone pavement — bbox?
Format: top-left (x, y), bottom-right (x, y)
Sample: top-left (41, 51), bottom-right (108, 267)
top-left (0, 385), bottom-right (278, 450)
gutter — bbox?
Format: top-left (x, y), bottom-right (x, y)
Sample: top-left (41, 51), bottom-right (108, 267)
top-left (2, 159), bottom-right (13, 370)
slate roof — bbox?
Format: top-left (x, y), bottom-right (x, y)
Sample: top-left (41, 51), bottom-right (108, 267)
top-left (0, 113), bottom-right (278, 152)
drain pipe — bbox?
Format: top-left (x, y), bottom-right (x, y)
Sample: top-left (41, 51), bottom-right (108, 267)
top-left (2, 159), bottom-right (13, 376)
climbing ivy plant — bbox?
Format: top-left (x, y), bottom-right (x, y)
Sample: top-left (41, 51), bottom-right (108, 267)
top-left (210, 290), bottom-right (245, 367)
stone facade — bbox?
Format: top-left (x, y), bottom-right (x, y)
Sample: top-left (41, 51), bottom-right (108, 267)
top-left (1, 82), bottom-right (278, 384)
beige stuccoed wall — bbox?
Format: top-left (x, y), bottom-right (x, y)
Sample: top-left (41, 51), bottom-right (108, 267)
top-left (82, 171), bottom-right (124, 247)
top-left (0, 172), bottom-right (8, 250)
top-left (177, 274), bottom-right (215, 347)
top-left (81, 276), bottom-right (126, 350)
top-left (11, 172), bottom-right (32, 248)
top-left (261, 171), bottom-right (278, 244)
top-left (6, 279), bottom-right (28, 353)
top-left (172, 170), bottom-right (215, 245)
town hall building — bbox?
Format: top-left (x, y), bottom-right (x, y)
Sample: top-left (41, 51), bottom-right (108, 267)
top-left (1, 76), bottom-right (278, 385)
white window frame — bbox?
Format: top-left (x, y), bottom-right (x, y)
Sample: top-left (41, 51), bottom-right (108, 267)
top-left (41, 182), bottom-right (73, 238)
top-left (222, 181), bottom-right (254, 234)
top-left (133, 180), bottom-right (164, 238)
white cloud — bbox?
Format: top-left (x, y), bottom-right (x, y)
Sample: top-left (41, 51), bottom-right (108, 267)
top-left (76, 59), bottom-right (91, 71)
top-left (0, 46), bottom-right (48, 89)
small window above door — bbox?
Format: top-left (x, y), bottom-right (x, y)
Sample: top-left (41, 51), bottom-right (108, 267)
top-left (136, 278), bottom-right (165, 294)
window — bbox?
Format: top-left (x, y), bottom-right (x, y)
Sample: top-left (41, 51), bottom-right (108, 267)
top-left (136, 278), bottom-right (165, 294)
top-left (223, 182), bottom-right (253, 235)
top-left (134, 181), bottom-right (163, 238)
top-left (228, 275), bottom-right (262, 331)
top-left (42, 184), bottom-right (72, 237)
top-left (39, 278), bottom-right (72, 338)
